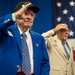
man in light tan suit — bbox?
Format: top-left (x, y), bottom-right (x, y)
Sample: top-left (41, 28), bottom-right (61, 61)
top-left (42, 23), bottom-right (75, 75)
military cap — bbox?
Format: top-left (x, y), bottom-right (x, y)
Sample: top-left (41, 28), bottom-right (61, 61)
top-left (15, 1), bottom-right (40, 13)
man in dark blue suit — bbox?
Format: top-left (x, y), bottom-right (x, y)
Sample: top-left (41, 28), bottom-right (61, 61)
top-left (0, 1), bottom-right (50, 75)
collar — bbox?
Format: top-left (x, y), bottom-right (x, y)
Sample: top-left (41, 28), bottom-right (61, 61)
top-left (17, 26), bottom-right (30, 39)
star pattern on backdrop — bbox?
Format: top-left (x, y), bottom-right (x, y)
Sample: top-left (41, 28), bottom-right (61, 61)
top-left (53, 0), bottom-right (75, 38)
top-left (69, 16), bottom-right (74, 21)
top-left (69, 30), bottom-right (74, 36)
top-left (69, 1), bottom-right (75, 6)
top-left (57, 17), bottom-right (62, 22)
top-left (56, 2), bottom-right (62, 7)
top-left (63, 9), bottom-right (68, 14)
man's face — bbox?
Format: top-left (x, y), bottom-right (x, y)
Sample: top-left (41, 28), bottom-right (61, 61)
top-left (16, 9), bottom-right (36, 30)
top-left (57, 28), bottom-right (69, 41)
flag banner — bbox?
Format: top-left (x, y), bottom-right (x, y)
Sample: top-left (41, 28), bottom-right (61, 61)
top-left (52, 0), bottom-right (75, 38)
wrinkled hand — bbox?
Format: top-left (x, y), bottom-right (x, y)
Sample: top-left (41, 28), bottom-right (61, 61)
top-left (53, 23), bottom-right (68, 32)
top-left (14, 3), bottom-right (32, 20)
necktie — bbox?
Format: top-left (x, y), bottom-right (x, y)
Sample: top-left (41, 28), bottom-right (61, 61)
top-left (62, 41), bottom-right (70, 59)
top-left (21, 33), bottom-right (31, 75)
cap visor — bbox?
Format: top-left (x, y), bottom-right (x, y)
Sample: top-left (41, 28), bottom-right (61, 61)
top-left (28, 6), bottom-right (40, 13)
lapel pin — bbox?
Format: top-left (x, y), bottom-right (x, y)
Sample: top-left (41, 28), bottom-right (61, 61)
top-left (7, 31), bottom-right (13, 37)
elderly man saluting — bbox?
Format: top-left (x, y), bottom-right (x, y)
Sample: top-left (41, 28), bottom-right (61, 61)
top-left (0, 1), bottom-right (50, 75)
top-left (42, 23), bottom-right (75, 75)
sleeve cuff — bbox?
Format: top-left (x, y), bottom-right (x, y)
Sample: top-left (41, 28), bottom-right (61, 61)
top-left (12, 13), bottom-right (16, 22)
top-left (42, 30), bottom-right (55, 37)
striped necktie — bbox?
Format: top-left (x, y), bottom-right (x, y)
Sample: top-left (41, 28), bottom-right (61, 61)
top-left (21, 33), bottom-right (31, 75)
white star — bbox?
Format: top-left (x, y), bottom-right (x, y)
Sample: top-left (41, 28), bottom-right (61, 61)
top-left (63, 9), bottom-right (68, 14)
top-left (57, 17), bottom-right (62, 22)
top-left (69, 1), bottom-right (75, 6)
top-left (69, 30), bottom-right (74, 36)
top-left (56, 2), bottom-right (62, 7)
top-left (69, 16), bottom-right (74, 21)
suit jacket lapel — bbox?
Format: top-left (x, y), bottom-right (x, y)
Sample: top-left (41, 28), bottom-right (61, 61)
top-left (30, 31), bottom-right (39, 74)
top-left (11, 25), bottom-right (22, 57)
top-left (53, 35), bottom-right (68, 59)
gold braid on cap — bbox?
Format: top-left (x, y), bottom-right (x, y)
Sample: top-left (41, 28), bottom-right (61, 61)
top-left (24, 2), bottom-right (30, 5)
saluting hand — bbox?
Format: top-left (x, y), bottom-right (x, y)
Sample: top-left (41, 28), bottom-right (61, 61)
top-left (53, 23), bottom-right (68, 33)
top-left (14, 3), bottom-right (32, 20)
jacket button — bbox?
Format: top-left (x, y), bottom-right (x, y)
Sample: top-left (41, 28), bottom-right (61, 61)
top-left (17, 65), bottom-right (20, 68)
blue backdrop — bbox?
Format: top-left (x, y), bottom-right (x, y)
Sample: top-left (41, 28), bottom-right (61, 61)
top-left (0, 0), bottom-right (52, 34)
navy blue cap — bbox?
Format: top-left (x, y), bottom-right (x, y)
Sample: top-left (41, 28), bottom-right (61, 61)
top-left (15, 1), bottom-right (40, 13)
